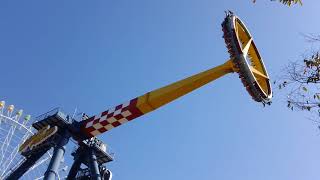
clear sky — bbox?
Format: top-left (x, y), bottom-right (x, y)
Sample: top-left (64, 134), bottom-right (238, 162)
top-left (1, 0), bottom-right (320, 180)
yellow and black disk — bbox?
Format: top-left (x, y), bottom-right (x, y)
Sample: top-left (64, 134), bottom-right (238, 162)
top-left (222, 11), bottom-right (272, 104)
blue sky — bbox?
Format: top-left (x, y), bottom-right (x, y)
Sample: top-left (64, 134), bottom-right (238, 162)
top-left (1, 0), bottom-right (320, 179)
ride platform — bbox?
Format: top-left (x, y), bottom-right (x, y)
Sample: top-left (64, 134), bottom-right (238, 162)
top-left (32, 108), bottom-right (72, 130)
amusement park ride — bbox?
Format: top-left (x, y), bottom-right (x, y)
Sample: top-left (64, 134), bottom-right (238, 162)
top-left (1, 12), bottom-right (272, 179)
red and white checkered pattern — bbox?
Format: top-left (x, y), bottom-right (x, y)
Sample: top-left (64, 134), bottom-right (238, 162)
top-left (81, 98), bottom-right (143, 137)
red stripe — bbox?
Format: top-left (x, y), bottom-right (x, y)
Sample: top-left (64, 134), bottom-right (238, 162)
top-left (112, 121), bottom-right (121, 127)
top-left (100, 120), bottom-right (109, 126)
top-left (98, 127), bottom-right (108, 134)
top-left (80, 97), bottom-right (144, 138)
top-left (114, 114), bottom-right (124, 120)
top-left (115, 104), bottom-right (123, 110)
top-left (106, 112), bottom-right (114, 118)
top-left (93, 119), bottom-right (100, 125)
top-left (84, 126), bottom-right (95, 136)
top-left (101, 110), bottom-right (109, 117)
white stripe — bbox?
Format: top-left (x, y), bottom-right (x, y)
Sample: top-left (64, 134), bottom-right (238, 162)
top-left (107, 117), bottom-right (117, 123)
top-left (90, 130), bottom-right (101, 136)
top-left (121, 110), bottom-right (132, 117)
top-left (99, 115), bottom-right (108, 122)
top-left (105, 124), bottom-right (114, 130)
top-left (122, 101), bottom-right (130, 107)
top-left (86, 120), bottom-right (94, 128)
top-left (114, 109), bottom-right (122, 115)
top-left (108, 107), bottom-right (116, 113)
top-left (118, 118), bottom-right (129, 124)
top-left (93, 123), bottom-right (103, 129)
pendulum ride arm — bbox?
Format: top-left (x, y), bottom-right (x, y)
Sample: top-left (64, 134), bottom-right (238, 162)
top-left (81, 12), bottom-right (273, 139)
top-left (81, 59), bottom-right (235, 138)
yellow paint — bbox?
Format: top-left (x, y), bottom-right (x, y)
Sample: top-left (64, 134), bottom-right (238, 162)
top-left (0, 101), bottom-right (4, 108)
top-left (250, 66), bottom-right (269, 80)
top-left (7, 105), bottom-right (14, 112)
top-left (19, 125), bottom-right (58, 153)
top-left (136, 59), bottom-right (235, 114)
top-left (235, 19), bottom-right (270, 96)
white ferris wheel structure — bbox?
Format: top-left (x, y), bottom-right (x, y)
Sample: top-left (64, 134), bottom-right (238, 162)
top-left (0, 100), bottom-right (67, 180)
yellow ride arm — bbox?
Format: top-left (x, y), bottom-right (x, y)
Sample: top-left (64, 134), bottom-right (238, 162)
top-left (81, 59), bottom-right (234, 137)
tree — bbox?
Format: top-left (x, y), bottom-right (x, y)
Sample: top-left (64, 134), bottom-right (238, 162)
top-left (277, 0), bottom-right (302, 6)
top-left (253, 0), bottom-right (302, 6)
top-left (277, 36), bottom-right (320, 118)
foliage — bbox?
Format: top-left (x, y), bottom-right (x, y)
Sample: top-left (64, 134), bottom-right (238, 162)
top-left (278, 41), bottom-right (320, 116)
top-left (253, 0), bottom-right (302, 6)
top-left (277, 0), bottom-right (302, 6)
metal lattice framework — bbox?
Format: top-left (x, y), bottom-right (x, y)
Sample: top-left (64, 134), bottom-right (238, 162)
top-left (0, 101), bottom-right (67, 180)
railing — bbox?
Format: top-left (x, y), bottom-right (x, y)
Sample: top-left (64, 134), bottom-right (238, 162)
top-left (33, 107), bottom-right (70, 124)
top-left (83, 137), bottom-right (115, 159)
top-left (33, 107), bottom-right (60, 123)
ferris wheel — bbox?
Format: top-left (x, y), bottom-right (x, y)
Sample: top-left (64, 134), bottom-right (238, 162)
top-left (0, 101), bottom-right (68, 180)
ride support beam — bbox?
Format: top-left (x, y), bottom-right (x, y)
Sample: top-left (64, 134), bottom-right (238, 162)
top-left (66, 157), bottom-right (82, 180)
top-left (44, 131), bottom-right (70, 180)
top-left (81, 59), bottom-right (235, 138)
top-left (88, 150), bottom-right (101, 180)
